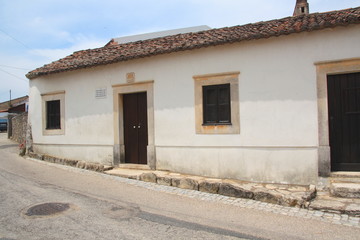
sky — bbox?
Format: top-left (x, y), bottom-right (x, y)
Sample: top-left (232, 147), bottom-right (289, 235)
top-left (0, 0), bottom-right (359, 103)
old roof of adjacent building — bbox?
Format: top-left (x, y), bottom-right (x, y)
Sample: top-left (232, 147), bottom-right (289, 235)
top-left (111, 25), bottom-right (211, 45)
top-left (0, 96), bottom-right (29, 112)
top-left (27, 6), bottom-right (360, 80)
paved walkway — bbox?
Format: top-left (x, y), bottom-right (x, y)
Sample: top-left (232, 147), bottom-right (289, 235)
top-left (5, 132), bottom-right (360, 229)
top-left (105, 168), bottom-right (316, 208)
top-left (22, 155), bottom-right (360, 228)
top-left (103, 169), bottom-right (359, 228)
top-left (24, 150), bottom-right (360, 228)
top-left (103, 168), bottom-right (360, 228)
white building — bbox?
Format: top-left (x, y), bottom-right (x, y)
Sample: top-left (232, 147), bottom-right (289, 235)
top-left (27, 4), bottom-right (360, 185)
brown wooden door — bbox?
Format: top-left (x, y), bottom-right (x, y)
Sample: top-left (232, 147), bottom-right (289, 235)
top-left (123, 92), bottom-right (148, 164)
top-left (327, 72), bottom-right (360, 171)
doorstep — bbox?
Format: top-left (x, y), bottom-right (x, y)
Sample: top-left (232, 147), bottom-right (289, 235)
top-left (309, 191), bottom-right (360, 216)
top-left (308, 172), bottom-right (360, 216)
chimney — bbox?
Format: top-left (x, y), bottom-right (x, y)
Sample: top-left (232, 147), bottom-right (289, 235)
top-left (293, 0), bottom-right (309, 16)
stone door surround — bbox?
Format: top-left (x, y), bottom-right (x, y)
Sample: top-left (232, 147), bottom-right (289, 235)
top-left (112, 80), bottom-right (155, 169)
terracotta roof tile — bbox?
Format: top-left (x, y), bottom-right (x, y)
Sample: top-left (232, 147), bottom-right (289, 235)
top-left (0, 95), bottom-right (29, 112)
top-left (27, 7), bottom-right (360, 79)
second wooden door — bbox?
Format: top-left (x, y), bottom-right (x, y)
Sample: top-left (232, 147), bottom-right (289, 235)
top-left (328, 72), bottom-right (360, 171)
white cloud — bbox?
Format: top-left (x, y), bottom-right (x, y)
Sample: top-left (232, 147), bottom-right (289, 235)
top-left (29, 35), bottom-right (107, 63)
top-left (0, 70), bottom-right (29, 103)
top-left (0, 53), bottom-right (37, 102)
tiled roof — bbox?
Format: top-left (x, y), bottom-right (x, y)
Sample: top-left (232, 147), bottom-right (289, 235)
top-left (27, 6), bottom-right (360, 79)
top-left (0, 96), bottom-right (29, 112)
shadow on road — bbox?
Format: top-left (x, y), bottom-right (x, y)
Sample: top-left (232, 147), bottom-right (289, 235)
top-left (0, 144), bottom-right (18, 150)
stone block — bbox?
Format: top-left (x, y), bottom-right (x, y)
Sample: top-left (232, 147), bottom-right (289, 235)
top-left (157, 176), bottom-right (172, 186)
top-left (281, 194), bottom-right (303, 207)
top-left (76, 161), bottom-right (86, 169)
top-left (53, 157), bottom-right (64, 165)
top-left (140, 172), bottom-right (157, 183)
top-left (43, 155), bottom-right (55, 163)
top-left (129, 175), bottom-right (139, 180)
top-left (103, 165), bottom-right (114, 171)
top-left (64, 158), bottom-right (78, 167)
top-left (253, 189), bottom-right (282, 205)
top-left (345, 204), bottom-right (360, 217)
top-left (172, 178), bottom-right (199, 190)
top-left (199, 181), bottom-right (220, 194)
top-left (28, 152), bottom-right (43, 160)
top-left (309, 199), bottom-right (345, 214)
top-left (171, 178), bottom-right (181, 187)
top-left (330, 183), bottom-right (360, 199)
top-left (302, 185), bottom-right (317, 201)
top-left (19, 147), bottom-right (26, 156)
top-left (218, 183), bottom-right (254, 199)
top-left (85, 163), bottom-right (104, 172)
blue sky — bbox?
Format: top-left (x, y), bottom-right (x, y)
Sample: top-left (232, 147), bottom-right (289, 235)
top-left (0, 0), bottom-right (359, 103)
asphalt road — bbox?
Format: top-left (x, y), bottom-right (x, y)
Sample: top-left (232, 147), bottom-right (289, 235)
top-left (1, 133), bottom-right (360, 240)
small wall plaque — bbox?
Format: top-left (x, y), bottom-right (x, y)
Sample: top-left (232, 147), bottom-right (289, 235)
top-left (126, 72), bottom-right (135, 83)
top-left (95, 88), bottom-right (107, 99)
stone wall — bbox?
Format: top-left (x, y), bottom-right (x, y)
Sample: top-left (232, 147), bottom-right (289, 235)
top-left (9, 113), bottom-right (28, 144)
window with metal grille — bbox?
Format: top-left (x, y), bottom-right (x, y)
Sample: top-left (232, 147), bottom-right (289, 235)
top-left (46, 100), bottom-right (61, 129)
top-left (202, 84), bottom-right (231, 125)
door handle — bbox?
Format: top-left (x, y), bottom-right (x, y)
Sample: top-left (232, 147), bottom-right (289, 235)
top-left (133, 126), bottom-right (136, 129)
top-left (138, 125), bottom-right (141, 129)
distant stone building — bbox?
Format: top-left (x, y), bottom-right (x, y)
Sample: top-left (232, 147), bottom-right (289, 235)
top-left (0, 96), bottom-right (29, 143)
top-left (0, 96), bottom-right (29, 114)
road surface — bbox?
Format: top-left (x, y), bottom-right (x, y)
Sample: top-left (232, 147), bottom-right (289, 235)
top-left (0, 133), bottom-right (359, 239)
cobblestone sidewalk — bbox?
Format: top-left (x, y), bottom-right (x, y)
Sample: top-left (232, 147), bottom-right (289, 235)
top-left (27, 157), bottom-right (360, 228)
top-left (101, 173), bottom-right (360, 228)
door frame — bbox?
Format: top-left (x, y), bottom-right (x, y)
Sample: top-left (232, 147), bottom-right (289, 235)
top-left (112, 80), bottom-right (155, 169)
top-left (315, 58), bottom-right (360, 176)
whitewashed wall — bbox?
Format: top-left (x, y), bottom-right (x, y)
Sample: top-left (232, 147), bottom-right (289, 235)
top-left (29, 24), bottom-right (360, 184)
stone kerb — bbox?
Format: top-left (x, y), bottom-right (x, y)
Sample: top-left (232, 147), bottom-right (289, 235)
top-left (27, 152), bottom-right (110, 172)
top-left (137, 171), bottom-right (316, 208)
